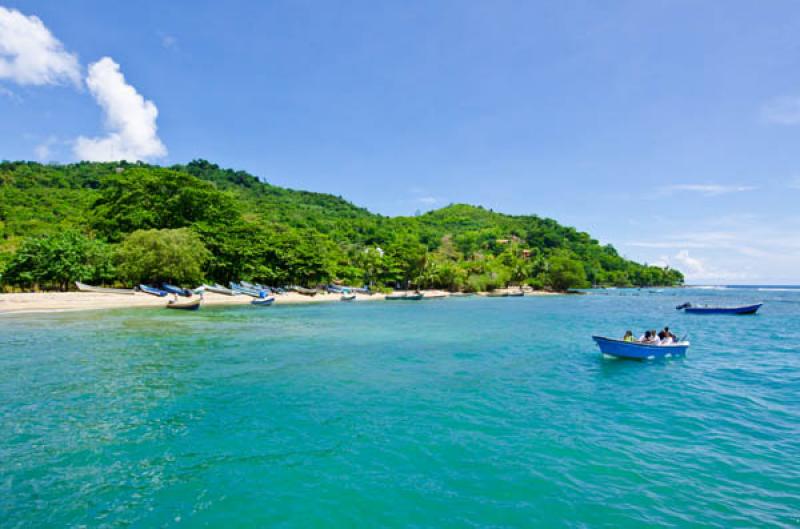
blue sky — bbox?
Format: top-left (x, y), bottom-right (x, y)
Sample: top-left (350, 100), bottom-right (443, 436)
top-left (2, 1), bottom-right (800, 284)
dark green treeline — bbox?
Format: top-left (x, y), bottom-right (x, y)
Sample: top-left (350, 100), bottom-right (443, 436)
top-left (0, 160), bottom-right (683, 291)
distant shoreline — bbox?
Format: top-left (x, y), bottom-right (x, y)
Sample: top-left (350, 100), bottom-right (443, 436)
top-left (0, 289), bottom-right (560, 315)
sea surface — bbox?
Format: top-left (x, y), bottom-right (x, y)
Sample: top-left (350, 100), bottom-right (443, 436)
top-left (1, 287), bottom-right (799, 528)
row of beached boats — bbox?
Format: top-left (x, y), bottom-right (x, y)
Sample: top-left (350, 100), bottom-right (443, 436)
top-left (74, 281), bottom-right (539, 309)
top-left (74, 281), bottom-right (377, 310)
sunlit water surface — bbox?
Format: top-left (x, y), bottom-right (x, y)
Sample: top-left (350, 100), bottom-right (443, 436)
top-left (1, 287), bottom-right (799, 527)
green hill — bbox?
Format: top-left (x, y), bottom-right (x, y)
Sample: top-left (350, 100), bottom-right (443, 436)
top-left (0, 160), bottom-right (682, 291)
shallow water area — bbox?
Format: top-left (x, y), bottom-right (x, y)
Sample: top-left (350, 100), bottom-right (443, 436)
top-left (1, 288), bottom-right (799, 527)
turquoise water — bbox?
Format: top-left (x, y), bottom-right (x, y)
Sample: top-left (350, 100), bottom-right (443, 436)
top-left (1, 288), bottom-right (799, 528)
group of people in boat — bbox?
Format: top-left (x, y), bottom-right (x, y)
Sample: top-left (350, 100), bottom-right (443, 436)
top-left (622, 327), bottom-right (678, 345)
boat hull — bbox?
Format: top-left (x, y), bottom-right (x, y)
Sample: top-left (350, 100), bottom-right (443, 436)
top-left (684, 303), bottom-right (762, 315)
top-left (250, 297), bottom-right (275, 306)
top-left (230, 283), bottom-right (269, 298)
top-left (162, 284), bottom-right (193, 297)
top-left (166, 298), bottom-right (201, 311)
top-left (592, 336), bottom-right (689, 360)
top-left (75, 281), bottom-right (135, 295)
top-left (289, 286), bottom-right (318, 296)
top-left (385, 294), bottom-right (423, 300)
top-left (202, 284), bottom-right (238, 296)
top-left (139, 284), bottom-right (168, 297)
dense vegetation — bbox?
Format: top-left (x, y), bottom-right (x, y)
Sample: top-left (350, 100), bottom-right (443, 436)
top-left (0, 160), bottom-right (683, 291)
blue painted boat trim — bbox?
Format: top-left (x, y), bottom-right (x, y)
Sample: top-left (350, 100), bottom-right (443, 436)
top-left (250, 296), bottom-right (275, 306)
top-left (162, 283), bottom-right (193, 297)
top-left (139, 284), bottom-right (168, 297)
top-left (230, 282), bottom-right (269, 298)
top-left (683, 303), bottom-right (762, 315)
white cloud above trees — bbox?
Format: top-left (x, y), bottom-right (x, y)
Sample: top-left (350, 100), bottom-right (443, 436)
top-left (74, 57), bottom-right (166, 162)
top-left (0, 6), bottom-right (166, 162)
top-left (0, 6), bottom-right (80, 86)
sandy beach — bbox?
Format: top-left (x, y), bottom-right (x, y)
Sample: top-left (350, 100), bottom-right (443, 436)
top-left (0, 288), bottom-right (557, 315)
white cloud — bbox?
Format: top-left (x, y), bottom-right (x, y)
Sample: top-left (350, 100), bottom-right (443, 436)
top-left (0, 84), bottom-right (19, 100)
top-left (628, 231), bottom-right (737, 250)
top-left (161, 34), bottom-right (177, 50)
top-left (673, 250), bottom-right (705, 277)
top-left (659, 184), bottom-right (756, 196)
top-left (761, 96), bottom-right (800, 125)
top-left (74, 57), bottom-right (166, 162)
top-left (0, 6), bottom-right (81, 86)
top-left (417, 196), bottom-right (437, 205)
top-left (622, 214), bottom-right (800, 283)
top-left (33, 135), bottom-right (59, 161)
top-left (670, 250), bottom-right (751, 282)
top-left (628, 241), bottom-right (707, 249)
top-left (1, 8), bottom-right (168, 161)
top-left (34, 141), bottom-right (51, 160)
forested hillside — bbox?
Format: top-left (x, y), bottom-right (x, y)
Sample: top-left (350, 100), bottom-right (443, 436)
top-left (0, 160), bottom-right (683, 291)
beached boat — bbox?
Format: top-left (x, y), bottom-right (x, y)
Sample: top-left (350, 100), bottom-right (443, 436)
top-left (241, 281), bottom-right (271, 292)
top-left (138, 284), bottom-right (168, 297)
top-left (230, 282), bottom-right (269, 298)
top-left (166, 297), bottom-right (202, 311)
top-left (508, 290), bottom-right (524, 297)
top-left (162, 284), bottom-right (193, 297)
top-left (341, 293), bottom-right (357, 301)
top-left (333, 285), bottom-right (370, 294)
top-left (449, 292), bottom-right (474, 297)
top-left (385, 292), bottom-right (424, 300)
top-left (289, 286), bottom-right (318, 296)
top-left (75, 281), bottom-right (135, 295)
top-left (250, 296), bottom-right (275, 306)
top-left (676, 302), bottom-right (762, 315)
top-left (486, 291), bottom-right (509, 298)
top-left (592, 336), bottom-right (689, 360)
top-left (201, 284), bottom-right (238, 296)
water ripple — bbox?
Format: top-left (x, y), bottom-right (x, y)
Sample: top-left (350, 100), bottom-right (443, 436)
top-left (1, 290), bottom-right (799, 527)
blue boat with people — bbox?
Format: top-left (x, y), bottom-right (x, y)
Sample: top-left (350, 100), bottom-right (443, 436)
top-left (592, 336), bottom-right (689, 360)
top-left (676, 302), bottom-right (762, 315)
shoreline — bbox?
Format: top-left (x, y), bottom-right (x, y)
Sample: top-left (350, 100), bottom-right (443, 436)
top-left (0, 288), bottom-right (559, 315)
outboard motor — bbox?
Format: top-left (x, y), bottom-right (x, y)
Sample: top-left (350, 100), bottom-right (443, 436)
top-left (676, 302), bottom-right (692, 310)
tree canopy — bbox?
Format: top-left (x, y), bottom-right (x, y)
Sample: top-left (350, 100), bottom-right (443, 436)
top-left (0, 160), bottom-right (684, 291)
top-left (116, 228), bottom-right (210, 285)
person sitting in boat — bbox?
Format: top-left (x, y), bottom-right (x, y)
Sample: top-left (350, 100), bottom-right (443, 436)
top-left (638, 330), bottom-right (658, 344)
top-left (623, 330), bottom-right (634, 342)
top-left (658, 327), bottom-right (678, 345)
top-left (657, 330), bottom-right (674, 345)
